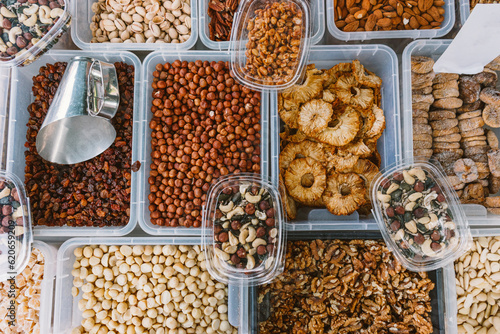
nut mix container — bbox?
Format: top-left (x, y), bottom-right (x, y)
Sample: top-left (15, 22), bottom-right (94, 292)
top-left (326, 0), bottom-right (455, 41)
top-left (198, 0), bottom-right (325, 50)
top-left (5, 50), bottom-right (142, 237)
top-left (139, 50), bottom-right (269, 236)
top-left (229, 0), bottom-right (312, 91)
top-left (238, 229), bottom-right (447, 334)
top-left (0, 170), bottom-right (32, 282)
top-left (0, 0), bottom-right (71, 67)
top-left (202, 174), bottom-right (286, 286)
top-left (402, 39), bottom-right (500, 225)
top-left (71, 0), bottom-right (198, 51)
top-left (371, 158), bottom-right (472, 272)
top-left (53, 237), bottom-right (241, 333)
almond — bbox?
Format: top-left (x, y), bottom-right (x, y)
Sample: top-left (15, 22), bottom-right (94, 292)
top-left (406, 0), bottom-right (418, 7)
top-left (427, 6), bottom-right (440, 20)
top-left (431, 21), bottom-right (441, 26)
top-left (373, 9), bottom-right (383, 18)
top-left (365, 13), bottom-right (377, 30)
top-left (345, 14), bottom-right (357, 23)
top-left (409, 16), bottom-right (420, 28)
top-left (422, 13), bottom-right (433, 21)
top-left (397, 3), bottom-right (404, 16)
top-left (404, 7), bottom-right (416, 15)
top-left (418, 0), bottom-right (433, 12)
top-left (383, 11), bottom-right (398, 17)
top-left (343, 20), bottom-right (360, 31)
top-left (434, 0), bottom-right (445, 6)
top-left (376, 17), bottom-right (392, 27)
top-left (383, 5), bottom-right (395, 11)
top-left (369, 0), bottom-right (377, 5)
top-left (336, 6), bottom-right (343, 19)
top-left (337, 0), bottom-right (346, 8)
top-left (346, 0), bottom-right (356, 9)
top-left (336, 20), bottom-right (347, 28)
top-left (354, 9), bottom-right (368, 18)
top-left (361, 0), bottom-right (372, 11)
top-left (348, 6), bottom-right (361, 14)
top-left (416, 15), bottom-right (429, 25)
top-left (392, 16), bottom-right (402, 25)
top-left (389, 0), bottom-right (398, 9)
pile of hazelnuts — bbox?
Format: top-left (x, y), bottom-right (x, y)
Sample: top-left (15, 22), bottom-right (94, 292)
top-left (148, 60), bottom-right (262, 228)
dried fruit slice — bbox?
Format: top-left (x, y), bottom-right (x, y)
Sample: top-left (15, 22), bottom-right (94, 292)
top-left (461, 182), bottom-right (485, 204)
top-left (453, 158), bottom-right (479, 183)
top-left (322, 172), bottom-right (367, 216)
top-left (346, 158), bottom-right (379, 189)
top-left (488, 150), bottom-right (500, 177)
top-left (411, 56), bottom-right (435, 74)
top-left (352, 59), bottom-right (382, 88)
top-left (364, 105), bottom-right (386, 141)
top-left (285, 157), bottom-right (327, 203)
top-left (339, 139), bottom-right (372, 156)
top-left (323, 62), bottom-right (352, 87)
top-left (281, 66), bottom-right (325, 104)
top-left (480, 87), bottom-right (500, 106)
top-left (487, 130), bottom-right (499, 150)
top-left (298, 99), bottom-right (333, 136)
top-left (486, 196), bottom-right (500, 208)
top-left (279, 140), bottom-right (326, 171)
top-left (473, 69), bottom-right (497, 87)
top-left (483, 104), bottom-right (500, 128)
top-left (324, 145), bottom-right (360, 172)
top-left (313, 107), bottom-right (361, 147)
top-left (335, 74), bottom-right (374, 111)
top-left (279, 174), bottom-right (297, 220)
top-left (486, 55), bottom-right (500, 71)
top-left (278, 95), bottom-right (300, 129)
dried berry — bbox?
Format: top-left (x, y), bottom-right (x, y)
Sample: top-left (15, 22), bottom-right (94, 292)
top-left (386, 206), bottom-right (395, 218)
top-left (414, 233), bottom-right (425, 245)
top-left (431, 230), bottom-right (441, 241)
top-left (395, 205), bottom-right (405, 215)
top-left (431, 242), bottom-right (442, 251)
top-left (414, 181), bottom-right (425, 192)
top-left (414, 207), bottom-right (426, 218)
top-left (390, 220), bottom-right (401, 231)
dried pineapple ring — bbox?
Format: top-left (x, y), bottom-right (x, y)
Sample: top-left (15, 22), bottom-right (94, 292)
top-left (279, 174), bottom-right (297, 220)
top-left (284, 157), bottom-right (327, 203)
top-left (364, 105), bottom-right (386, 142)
top-left (338, 139), bottom-right (372, 157)
top-left (281, 66), bottom-right (324, 104)
top-left (335, 74), bottom-right (374, 111)
top-left (298, 99), bottom-right (333, 136)
top-left (346, 158), bottom-right (379, 204)
top-left (278, 95), bottom-right (300, 129)
top-left (367, 148), bottom-right (382, 168)
top-left (313, 107), bottom-right (361, 147)
top-left (322, 89), bottom-right (336, 103)
top-left (322, 172), bottom-right (367, 216)
top-left (352, 59), bottom-right (382, 88)
top-left (279, 140), bottom-right (326, 171)
top-left (324, 144), bottom-right (360, 172)
top-left (323, 62), bottom-right (353, 87)
top-left (356, 110), bottom-right (376, 139)
top-left (297, 196), bottom-right (325, 207)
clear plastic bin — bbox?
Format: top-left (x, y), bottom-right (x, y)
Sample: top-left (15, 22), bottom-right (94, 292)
top-left (402, 39), bottom-right (500, 226)
top-left (326, 0), bottom-right (455, 41)
top-left (270, 45), bottom-right (401, 230)
top-left (5, 50), bottom-right (142, 237)
top-left (138, 50), bottom-right (269, 236)
top-left (53, 237), bottom-right (241, 334)
top-left (198, 0), bottom-right (325, 50)
top-left (443, 229), bottom-right (499, 334)
top-left (70, 0), bottom-right (198, 51)
top-left (460, 0), bottom-right (471, 25)
top-left (238, 229), bottom-right (446, 334)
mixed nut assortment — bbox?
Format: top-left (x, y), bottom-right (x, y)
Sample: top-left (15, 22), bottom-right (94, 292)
top-left (0, 248), bottom-right (45, 334)
top-left (242, 1), bottom-right (305, 86)
top-left (0, 0), bottom-right (69, 62)
top-left (70, 244), bottom-right (236, 334)
top-left (90, 0), bottom-right (192, 44)
top-left (334, 0), bottom-right (446, 32)
top-left (25, 61), bottom-right (135, 227)
top-left (376, 166), bottom-right (458, 259)
top-left (279, 61), bottom-right (385, 218)
top-left (0, 179), bottom-right (25, 236)
top-left (411, 55), bottom-right (500, 211)
top-left (213, 183), bottom-right (277, 270)
top-left (148, 60), bottom-right (261, 228)
top-left (258, 239), bottom-right (435, 333)
top-left (455, 237), bottom-right (500, 334)
top-left (208, 0), bottom-right (239, 41)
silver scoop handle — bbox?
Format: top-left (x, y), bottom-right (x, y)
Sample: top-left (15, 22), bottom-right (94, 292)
top-left (87, 59), bottom-right (120, 119)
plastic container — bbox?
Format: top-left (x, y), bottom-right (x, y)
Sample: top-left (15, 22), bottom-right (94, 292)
top-left (139, 50), bottom-right (269, 236)
top-left (70, 0), bottom-right (198, 51)
top-left (238, 229), bottom-right (447, 334)
top-left (198, 0), bottom-right (325, 50)
top-left (53, 237), bottom-right (241, 334)
top-left (5, 50), bottom-right (142, 237)
top-left (371, 158), bottom-right (472, 272)
top-left (402, 39), bottom-right (500, 226)
top-left (202, 174), bottom-right (286, 286)
top-left (270, 44), bottom-right (400, 231)
top-left (460, 0), bottom-right (472, 25)
top-left (0, 1), bottom-right (71, 67)
top-left (326, 0), bottom-right (455, 41)
top-left (229, 0), bottom-right (312, 91)
top-left (443, 229), bottom-right (500, 334)
top-left (0, 170), bottom-right (32, 282)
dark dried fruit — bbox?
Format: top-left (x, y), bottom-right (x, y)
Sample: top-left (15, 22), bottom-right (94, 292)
top-left (390, 220), bottom-right (401, 231)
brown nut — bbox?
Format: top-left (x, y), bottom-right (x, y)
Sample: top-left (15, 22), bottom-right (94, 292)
top-left (257, 245), bottom-right (267, 255)
top-left (218, 232), bottom-right (229, 243)
top-left (265, 218), bottom-right (275, 227)
top-left (245, 203), bottom-right (256, 215)
top-left (236, 247), bottom-right (247, 258)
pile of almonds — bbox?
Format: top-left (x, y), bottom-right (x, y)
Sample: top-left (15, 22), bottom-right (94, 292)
top-left (335, 0), bottom-right (445, 32)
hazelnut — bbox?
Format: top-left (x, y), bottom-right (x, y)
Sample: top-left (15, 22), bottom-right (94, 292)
top-left (266, 208), bottom-right (275, 218)
top-left (431, 242), bottom-right (441, 251)
top-left (11, 188), bottom-right (19, 202)
top-left (218, 232), bottom-right (228, 243)
top-left (222, 187), bottom-right (233, 195)
top-left (257, 245), bottom-right (267, 255)
top-left (231, 254), bottom-right (241, 264)
top-left (16, 217), bottom-right (23, 226)
top-left (386, 207), bottom-right (395, 218)
top-left (414, 181), bottom-right (424, 192)
top-left (437, 194), bottom-right (445, 202)
top-left (245, 203), bottom-right (256, 215)
top-left (266, 244), bottom-right (274, 253)
top-left (393, 172), bottom-right (404, 181)
top-left (2, 205), bottom-right (12, 216)
top-left (214, 225), bottom-right (222, 234)
top-left (265, 218), bottom-right (275, 227)
top-left (414, 233), bottom-right (425, 245)
top-left (236, 247), bottom-right (246, 258)
top-left (413, 207), bottom-right (426, 218)
top-left (395, 206), bottom-right (405, 215)
top-left (256, 226), bottom-right (266, 238)
top-left (1, 216), bottom-right (10, 227)
top-left (258, 200), bottom-right (270, 211)
top-left (390, 220), bottom-right (400, 231)
top-left (431, 230), bottom-right (441, 241)
top-left (231, 220), bottom-right (241, 230)
top-left (380, 178), bottom-right (391, 189)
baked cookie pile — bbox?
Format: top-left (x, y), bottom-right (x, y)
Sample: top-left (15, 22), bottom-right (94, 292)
top-left (411, 55), bottom-right (500, 210)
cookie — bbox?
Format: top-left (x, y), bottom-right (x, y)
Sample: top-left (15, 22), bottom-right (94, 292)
top-left (458, 117), bottom-right (485, 133)
top-left (480, 87), bottom-right (500, 106)
top-left (413, 117), bottom-right (429, 124)
top-left (473, 69), bottom-right (497, 87)
top-left (413, 134), bottom-right (433, 141)
top-left (457, 110), bottom-right (482, 120)
top-left (465, 146), bottom-right (489, 157)
top-left (433, 80), bottom-right (459, 90)
top-left (462, 140), bottom-right (488, 148)
top-left (414, 140), bottom-right (433, 149)
top-left (412, 86), bottom-right (434, 95)
top-left (412, 71), bottom-right (436, 87)
top-left (414, 148), bottom-right (433, 157)
top-left (434, 142), bottom-right (461, 149)
top-left (413, 109), bottom-right (429, 118)
top-left (461, 135), bottom-right (487, 142)
top-left (486, 130), bottom-right (499, 150)
top-left (433, 88), bottom-right (460, 99)
top-left (459, 76), bottom-right (481, 104)
top-left (433, 73), bottom-right (459, 84)
top-left (411, 56), bottom-right (435, 74)
top-left (433, 97), bottom-right (463, 109)
top-left (461, 127), bottom-right (485, 138)
top-left (414, 124), bottom-right (432, 134)
top-left (429, 109), bottom-right (456, 121)
top-left (457, 100), bottom-right (484, 113)
top-left (434, 133), bottom-right (461, 142)
top-left (433, 126), bottom-right (459, 137)
top-left (430, 118), bottom-right (459, 131)
top-left (412, 94), bottom-right (435, 104)
top-left (483, 104), bottom-right (500, 128)
top-left (413, 102), bottom-right (432, 112)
